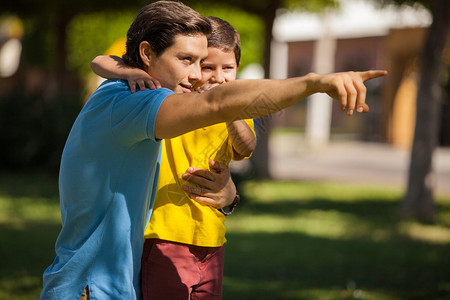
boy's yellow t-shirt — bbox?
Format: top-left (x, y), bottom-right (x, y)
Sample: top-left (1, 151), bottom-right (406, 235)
top-left (145, 120), bottom-right (254, 247)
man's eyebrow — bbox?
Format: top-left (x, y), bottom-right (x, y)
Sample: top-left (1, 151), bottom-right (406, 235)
top-left (177, 51), bottom-right (194, 57)
top-left (177, 51), bottom-right (207, 59)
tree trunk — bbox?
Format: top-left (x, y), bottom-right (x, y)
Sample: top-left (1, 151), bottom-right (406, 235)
top-left (400, 0), bottom-right (450, 221)
top-left (46, 10), bottom-right (80, 98)
top-left (250, 1), bottom-right (279, 179)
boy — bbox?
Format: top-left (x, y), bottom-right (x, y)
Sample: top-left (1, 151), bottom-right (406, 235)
top-left (92, 17), bottom-right (255, 299)
top-left (143, 17), bottom-right (255, 300)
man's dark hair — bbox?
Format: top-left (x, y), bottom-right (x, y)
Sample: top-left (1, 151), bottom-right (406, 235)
top-left (122, 1), bottom-right (211, 69)
top-left (207, 16), bottom-right (241, 65)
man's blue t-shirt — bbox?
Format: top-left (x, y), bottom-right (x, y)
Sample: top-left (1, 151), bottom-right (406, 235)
top-left (40, 80), bottom-right (174, 299)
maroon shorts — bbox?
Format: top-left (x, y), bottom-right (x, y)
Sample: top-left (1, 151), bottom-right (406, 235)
top-left (141, 238), bottom-right (225, 300)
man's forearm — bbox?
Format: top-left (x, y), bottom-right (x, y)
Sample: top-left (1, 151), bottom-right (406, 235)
top-left (205, 76), bottom-right (314, 122)
top-left (155, 76), bottom-right (311, 139)
top-left (155, 70), bottom-right (387, 139)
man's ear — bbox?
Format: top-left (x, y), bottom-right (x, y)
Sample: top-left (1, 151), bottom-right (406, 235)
top-left (236, 62), bottom-right (241, 71)
top-left (139, 41), bottom-right (153, 69)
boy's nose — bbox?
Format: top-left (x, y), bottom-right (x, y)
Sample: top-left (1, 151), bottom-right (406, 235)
top-left (211, 70), bottom-right (225, 84)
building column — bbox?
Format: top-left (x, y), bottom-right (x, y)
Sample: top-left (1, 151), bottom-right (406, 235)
top-left (306, 14), bottom-right (336, 149)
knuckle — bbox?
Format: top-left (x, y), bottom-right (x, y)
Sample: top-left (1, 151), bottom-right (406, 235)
top-left (348, 89), bottom-right (357, 97)
top-left (338, 90), bottom-right (347, 98)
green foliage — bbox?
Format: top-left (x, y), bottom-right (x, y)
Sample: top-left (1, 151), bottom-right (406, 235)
top-left (1, 176), bottom-right (449, 299)
top-left (223, 180), bottom-right (450, 299)
top-left (0, 91), bottom-right (82, 172)
top-left (66, 5), bottom-right (264, 76)
top-left (0, 172), bottom-right (61, 300)
top-left (284, 0), bottom-right (339, 13)
top-left (20, 17), bottom-right (55, 68)
top-left (192, 3), bottom-right (265, 70)
top-left (67, 11), bottom-right (135, 76)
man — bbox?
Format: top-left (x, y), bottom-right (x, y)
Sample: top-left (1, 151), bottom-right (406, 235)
top-left (41, 1), bottom-right (387, 299)
top-left (92, 16), bottom-right (256, 299)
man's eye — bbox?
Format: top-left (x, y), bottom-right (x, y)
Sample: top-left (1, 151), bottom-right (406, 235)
top-left (182, 57), bottom-right (192, 62)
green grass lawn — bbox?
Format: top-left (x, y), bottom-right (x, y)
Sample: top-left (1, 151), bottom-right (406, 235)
top-left (0, 172), bottom-right (449, 299)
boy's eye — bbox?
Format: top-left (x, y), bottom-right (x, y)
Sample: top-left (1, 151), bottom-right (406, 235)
top-left (201, 66), bottom-right (213, 71)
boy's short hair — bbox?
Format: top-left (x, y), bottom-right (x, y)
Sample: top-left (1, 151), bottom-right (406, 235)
top-left (123, 1), bottom-right (211, 69)
top-left (207, 16), bottom-right (241, 65)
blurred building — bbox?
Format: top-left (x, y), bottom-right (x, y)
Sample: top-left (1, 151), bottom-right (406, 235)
top-left (0, 16), bottom-right (23, 78)
top-left (270, 0), bottom-right (450, 149)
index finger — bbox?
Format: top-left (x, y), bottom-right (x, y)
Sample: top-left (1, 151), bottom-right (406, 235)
top-left (358, 70), bottom-right (388, 82)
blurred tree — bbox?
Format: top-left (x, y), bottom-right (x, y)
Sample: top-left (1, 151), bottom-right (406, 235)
top-left (191, 3), bottom-right (264, 71)
top-left (1, 0), bottom-right (148, 171)
top-left (376, 0), bottom-right (449, 221)
top-left (67, 11), bottom-right (135, 76)
top-left (188, 0), bottom-right (338, 79)
top-left (396, 0), bottom-right (449, 221)
top-left (66, 5), bottom-right (263, 77)
top-left (2, 0), bottom-right (147, 95)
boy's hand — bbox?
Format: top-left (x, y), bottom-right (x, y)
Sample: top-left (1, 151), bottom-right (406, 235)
top-left (312, 70), bottom-right (387, 115)
top-left (194, 82), bottom-right (220, 93)
top-left (127, 69), bottom-right (161, 93)
top-left (181, 159), bottom-right (237, 209)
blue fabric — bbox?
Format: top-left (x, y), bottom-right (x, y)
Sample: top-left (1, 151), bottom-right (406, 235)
top-left (40, 80), bottom-right (173, 299)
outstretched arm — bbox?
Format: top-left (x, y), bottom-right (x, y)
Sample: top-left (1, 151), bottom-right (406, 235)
top-left (91, 55), bottom-right (161, 93)
top-left (155, 70), bottom-right (388, 139)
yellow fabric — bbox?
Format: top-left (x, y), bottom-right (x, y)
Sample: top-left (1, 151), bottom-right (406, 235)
top-left (105, 36), bottom-right (126, 56)
top-left (145, 120), bottom-right (255, 247)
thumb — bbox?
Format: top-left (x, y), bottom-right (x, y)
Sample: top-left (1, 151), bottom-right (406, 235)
top-left (209, 159), bottom-right (227, 173)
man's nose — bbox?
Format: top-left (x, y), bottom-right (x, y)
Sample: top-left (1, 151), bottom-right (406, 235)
top-left (189, 64), bottom-right (202, 82)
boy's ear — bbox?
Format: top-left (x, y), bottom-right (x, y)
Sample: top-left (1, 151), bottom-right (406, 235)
top-left (237, 62), bottom-right (241, 71)
top-left (139, 41), bottom-right (154, 69)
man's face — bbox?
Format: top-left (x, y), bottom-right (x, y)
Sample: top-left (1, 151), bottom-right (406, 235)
top-left (195, 47), bottom-right (238, 89)
top-left (148, 34), bottom-right (208, 93)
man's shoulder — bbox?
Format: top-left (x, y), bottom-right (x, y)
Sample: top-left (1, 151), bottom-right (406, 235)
top-left (91, 80), bottom-right (174, 102)
top-left (88, 80), bottom-right (129, 101)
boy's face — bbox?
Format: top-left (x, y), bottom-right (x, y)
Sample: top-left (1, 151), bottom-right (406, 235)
top-left (147, 34), bottom-right (208, 93)
top-left (195, 47), bottom-right (238, 88)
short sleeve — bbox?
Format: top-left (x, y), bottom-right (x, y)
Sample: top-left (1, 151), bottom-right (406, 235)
top-left (111, 88), bottom-right (174, 144)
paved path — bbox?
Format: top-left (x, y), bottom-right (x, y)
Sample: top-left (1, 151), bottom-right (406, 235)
top-left (267, 133), bottom-right (450, 196)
